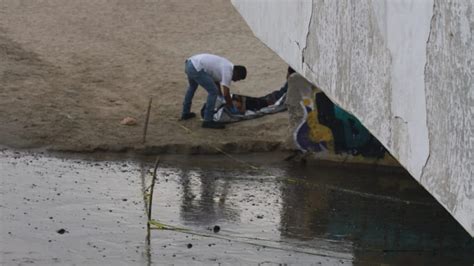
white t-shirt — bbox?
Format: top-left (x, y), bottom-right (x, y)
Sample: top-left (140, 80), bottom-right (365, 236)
top-left (189, 54), bottom-right (234, 87)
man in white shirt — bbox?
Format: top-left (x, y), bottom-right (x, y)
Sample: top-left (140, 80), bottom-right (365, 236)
top-left (180, 53), bottom-right (247, 129)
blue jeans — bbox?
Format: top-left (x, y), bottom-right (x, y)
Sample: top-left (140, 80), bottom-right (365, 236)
top-left (182, 60), bottom-right (219, 121)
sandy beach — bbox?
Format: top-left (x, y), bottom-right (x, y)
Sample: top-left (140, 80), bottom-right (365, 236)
top-left (0, 0), bottom-right (289, 153)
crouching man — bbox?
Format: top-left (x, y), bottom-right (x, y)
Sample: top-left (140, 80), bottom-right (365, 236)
top-left (180, 53), bottom-right (247, 129)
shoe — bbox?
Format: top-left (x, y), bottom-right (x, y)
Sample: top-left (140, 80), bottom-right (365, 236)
top-left (202, 121), bottom-right (225, 129)
top-left (180, 112), bottom-right (196, 120)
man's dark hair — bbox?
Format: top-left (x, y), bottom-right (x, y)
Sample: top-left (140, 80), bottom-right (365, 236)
top-left (233, 65), bottom-right (247, 81)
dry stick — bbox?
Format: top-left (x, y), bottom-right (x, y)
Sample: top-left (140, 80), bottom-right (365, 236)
top-left (142, 97), bottom-right (153, 144)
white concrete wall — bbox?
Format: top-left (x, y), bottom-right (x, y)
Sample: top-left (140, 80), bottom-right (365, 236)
top-left (232, 0), bottom-right (473, 237)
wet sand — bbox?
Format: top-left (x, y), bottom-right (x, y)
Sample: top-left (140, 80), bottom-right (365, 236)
top-left (2, 150), bottom-right (473, 265)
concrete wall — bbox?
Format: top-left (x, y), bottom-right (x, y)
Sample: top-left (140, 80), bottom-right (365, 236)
top-left (231, 0), bottom-right (473, 237)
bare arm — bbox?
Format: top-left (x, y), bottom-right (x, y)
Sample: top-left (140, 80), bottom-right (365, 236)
top-left (215, 82), bottom-right (222, 96)
top-left (222, 85), bottom-right (233, 107)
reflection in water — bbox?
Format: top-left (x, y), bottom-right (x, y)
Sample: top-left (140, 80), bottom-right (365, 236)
top-left (139, 161), bottom-right (152, 266)
top-left (159, 159), bottom-right (473, 264)
top-left (178, 169), bottom-right (239, 226)
top-left (3, 150), bottom-right (470, 264)
top-left (279, 165), bottom-right (474, 265)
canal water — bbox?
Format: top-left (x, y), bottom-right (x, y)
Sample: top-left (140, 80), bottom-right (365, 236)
top-left (1, 149), bottom-right (472, 265)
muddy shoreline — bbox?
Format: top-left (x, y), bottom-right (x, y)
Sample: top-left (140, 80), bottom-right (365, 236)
top-left (1, 138), bottom-right (289, 156)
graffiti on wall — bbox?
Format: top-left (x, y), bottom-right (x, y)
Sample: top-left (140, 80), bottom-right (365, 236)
top-left (294, 92), bottom-right (386, 158)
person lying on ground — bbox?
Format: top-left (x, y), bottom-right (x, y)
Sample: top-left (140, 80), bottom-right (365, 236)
top-left (231, 66), bottom-right (295, 114)
top-left (180, 53), bottom-right (247, 129)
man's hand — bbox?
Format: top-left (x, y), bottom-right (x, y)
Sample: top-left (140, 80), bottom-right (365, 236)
top-left (222, 85), bottom-right (233, 107)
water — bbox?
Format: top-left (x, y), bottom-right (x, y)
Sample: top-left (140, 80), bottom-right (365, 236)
top-left (1, 149), bottom-right (472, 265)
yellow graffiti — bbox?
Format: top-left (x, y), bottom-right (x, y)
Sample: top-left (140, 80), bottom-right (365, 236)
top-left (302, 98), bottom-right (334, 150)
top-left (303, 98), bottom-right (312, 106)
